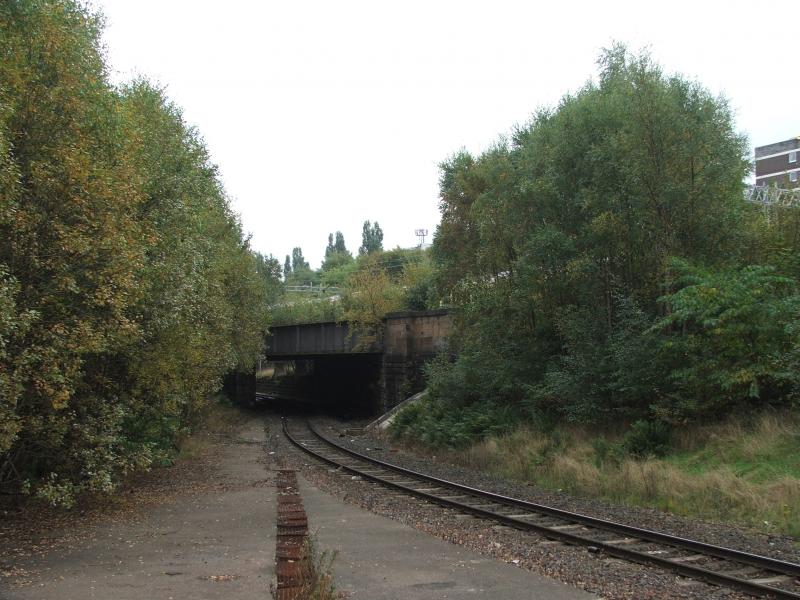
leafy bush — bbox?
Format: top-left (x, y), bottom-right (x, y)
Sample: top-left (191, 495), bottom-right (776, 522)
top-left (391, 395), bottom-right (518, 448)
top-left (655, 260), bottom-right (800, 419)
top-left (620, 420), bottom-right (671, 458)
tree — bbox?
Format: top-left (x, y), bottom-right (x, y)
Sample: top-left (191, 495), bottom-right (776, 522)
top-left (0, 1), bottom-right (268, 505)
top-left (0, 0), bottom-right (146, 502)
top-left (291, 247), bottom-right (309, 272)
top-left (284, 255), bottom-right (292, 278)
top-left (334, 231), bottom-right (347, 253)
top-left (431, 150), bottom-right (485, 294)
top-left (285, 246), bottom-right (319, 287)
top-left (254, 252), bottom-right (284, 304)
top-left (322, 231), bottom-right (353, 274)
top-left (342, 255), bottom-right (402, 348)
top-left (324, 230), bottom-right (349, 259)
top-left (421, 44), bottom-right (753, 429)
top-left (359, 220), bottom-right (384, 255)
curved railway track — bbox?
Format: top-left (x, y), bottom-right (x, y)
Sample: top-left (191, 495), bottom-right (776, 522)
top-left (282, 417), bottom-right (800, 599)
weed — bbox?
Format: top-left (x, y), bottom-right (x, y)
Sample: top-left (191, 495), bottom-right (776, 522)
top-left (293, 534), bottom-right (342, 600)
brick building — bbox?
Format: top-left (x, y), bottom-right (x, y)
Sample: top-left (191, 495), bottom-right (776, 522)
top-left (755, 136), bottom-right (800, 188)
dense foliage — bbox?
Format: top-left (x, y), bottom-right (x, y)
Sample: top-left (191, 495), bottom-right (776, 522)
top-left (398, 47), bottom-right (800, 447)
top-left (270, 245), bottom-right (437, 327)
top-left (0, 0), bottom-right (268, 505)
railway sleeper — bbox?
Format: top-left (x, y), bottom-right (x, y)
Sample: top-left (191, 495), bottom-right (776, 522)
top-left (716, 566), bottom-right (763, 578)
top-left (604, 537), bottom-right (640, 545)
top-left (669, 553), bottom-right (708, 563)
top-left (549, 523), bottom-right (587, 532)
top-left (464, 502), bottom-right (507, 510)
top-left (748, 575), bottom-right (793, 585)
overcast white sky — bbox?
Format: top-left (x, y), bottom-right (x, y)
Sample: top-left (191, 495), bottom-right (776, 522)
top-left (96, 0), bottom-right (799, 268)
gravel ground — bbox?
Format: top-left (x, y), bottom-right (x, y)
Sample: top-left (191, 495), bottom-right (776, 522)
top-left (268, 412), bottom-right (800, 600)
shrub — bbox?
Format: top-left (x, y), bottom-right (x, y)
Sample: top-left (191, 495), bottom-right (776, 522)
top-left (621, 420), bottom-right (671, 458)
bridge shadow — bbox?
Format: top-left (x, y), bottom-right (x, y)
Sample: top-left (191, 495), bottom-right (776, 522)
top-left (255, 354), bottom-right (382, 418)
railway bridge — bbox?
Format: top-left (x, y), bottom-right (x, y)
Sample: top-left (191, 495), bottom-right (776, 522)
top-left (261, 309), bottom-right (452, 413)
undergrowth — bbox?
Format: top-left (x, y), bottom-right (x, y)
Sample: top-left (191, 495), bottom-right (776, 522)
top-left (173, 395), bottom-right (248, 462)
top-left (392, 404), bottom-right (800, 537)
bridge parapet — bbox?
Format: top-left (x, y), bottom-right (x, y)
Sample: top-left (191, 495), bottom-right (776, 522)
top-left (266, 309), bottom-right (452, 358)
top-left (265, 321), bottom-right (377, 356)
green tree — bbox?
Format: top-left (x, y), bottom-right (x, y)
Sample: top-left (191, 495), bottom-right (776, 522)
top-left (419, 45), bottom-right (754, 434)
top-left (291, 247), bottom-right (309, 271)
top-left (0, 1), bottom-right (268, 505)
top-left (334, 231), bottom-right (347, 253)
top-left (284, 254), bottom-right (292, 279)
top-left (254, 252), bottom-right (284, 304)
top-left (342, 254), bottom-right (403, 348)
top-left (0, 0), bottom-right (146, 501)
top-left (654, 260), bottom-right (799, 419)
top-left (322, 231), bottom-right (353, 275)
top-left (359, 220), bottom-right (384, 255)
top-left (285, 246), bottom-right (319, 287)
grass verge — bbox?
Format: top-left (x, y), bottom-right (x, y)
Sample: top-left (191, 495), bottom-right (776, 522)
top-left (402, 410), bottom-right (800, 538)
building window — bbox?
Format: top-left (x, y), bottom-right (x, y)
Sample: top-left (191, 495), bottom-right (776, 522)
top-left (791, 171), bottom-right (799, 183)
top-left (791, 151), bottom-right (798, 163)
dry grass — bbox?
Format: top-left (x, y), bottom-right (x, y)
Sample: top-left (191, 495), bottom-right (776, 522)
top-left (272, 535), bottom-right (342, 600)
top-left (298, 535), bottom-right (341, 600)
top-left (448, 411), bottom-right (800, 537)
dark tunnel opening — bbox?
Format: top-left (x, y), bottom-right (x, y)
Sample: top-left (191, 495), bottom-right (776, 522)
top-left (255, 354), bottom-right (384, 418)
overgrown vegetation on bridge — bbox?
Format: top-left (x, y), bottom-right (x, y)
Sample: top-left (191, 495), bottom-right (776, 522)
top-left (395, 46), bottom-right (800, 444)
top-left (270, 245), bottom-right (438, 334)
top-left (0, 0), bottom-right (268, 506)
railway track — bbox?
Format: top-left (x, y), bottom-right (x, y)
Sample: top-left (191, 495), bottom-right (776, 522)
top-left (282, 417), bottom-right (800, 599)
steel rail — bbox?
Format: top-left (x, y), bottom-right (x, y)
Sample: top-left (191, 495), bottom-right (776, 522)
top-left (283, 417), bottom-right (800, 599)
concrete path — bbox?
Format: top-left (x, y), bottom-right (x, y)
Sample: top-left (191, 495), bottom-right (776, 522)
top-left (4, 417), bottom-right (596, 599)
top-left (4, 421), bottom-right (275, 600)
top-left (300, 476), bottom-right (597, 599)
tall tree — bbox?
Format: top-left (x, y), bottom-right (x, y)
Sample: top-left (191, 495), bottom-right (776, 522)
top-left (254, 252), bottom-right (284, 304)
top-left (343, 255), bottom-right (402, 348)
top-left (359, 220), bottom-right (384, 255)
top-left (284, 254), bottom-right (292, 278)
top-left (322, 230), bottom-right (354, 274)
top-left (291, 247), bottom-right (309, 272)
top-left (425, 45), bottom-right (752, 425)
top-left (334, 231), bottom-right (347, 253)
